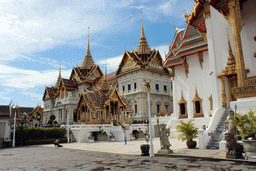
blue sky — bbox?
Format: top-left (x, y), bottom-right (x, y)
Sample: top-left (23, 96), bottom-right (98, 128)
top-left (0, 0), bottom-right (194, 107)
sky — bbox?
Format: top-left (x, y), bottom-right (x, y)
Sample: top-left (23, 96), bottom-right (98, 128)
top-left (0, 0), bottom-right (195, 107)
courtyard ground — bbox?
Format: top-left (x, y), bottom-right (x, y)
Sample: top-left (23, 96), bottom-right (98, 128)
top-left (0, 138), bottom-right (255, 170)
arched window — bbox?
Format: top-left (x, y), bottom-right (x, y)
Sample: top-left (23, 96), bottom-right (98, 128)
top-left (192, 88), bottom-right (204, 117)
top-left (178, 90), bottom-right (188, 119)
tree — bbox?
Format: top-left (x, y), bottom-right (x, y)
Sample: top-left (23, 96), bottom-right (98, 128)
top-left (49, 114), bottom-right (56, 121)
top-left (48, 114), bottom-right (56, 127)
top-left (36, 111), bottom-right (41, 121)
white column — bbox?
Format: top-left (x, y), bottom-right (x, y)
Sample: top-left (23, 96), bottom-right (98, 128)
top-left (67, 110), bottom-right (70, 143)
top-left (198, 128), bottom-right (204, 149)
top-left (148, 92), bottom-right (154, 157)
top-left (12, 111), bottom-right (16, 147)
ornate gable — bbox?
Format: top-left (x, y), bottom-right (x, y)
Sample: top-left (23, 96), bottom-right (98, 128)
top-left (115, 51), bottom-right (137, 76)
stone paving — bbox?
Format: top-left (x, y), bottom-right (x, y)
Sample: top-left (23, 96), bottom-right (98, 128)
top-left (0, 138), bottom-right (255, 171)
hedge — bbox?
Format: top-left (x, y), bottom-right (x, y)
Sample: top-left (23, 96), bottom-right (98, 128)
top-left (25, 137), bottom-right (67, 145)
top-left (15, 127), bottom-right (66, 146)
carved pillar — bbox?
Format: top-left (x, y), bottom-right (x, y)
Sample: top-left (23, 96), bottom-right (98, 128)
top-left (228, 0), bottom-right (246, 87)
top-left (221, 77), bottom-right (227, 108)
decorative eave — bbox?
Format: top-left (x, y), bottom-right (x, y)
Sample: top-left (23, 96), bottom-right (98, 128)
top-left (183, 1), bottom-right (210, 40)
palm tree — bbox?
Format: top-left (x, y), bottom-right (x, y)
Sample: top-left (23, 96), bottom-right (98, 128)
top-left (176, 119), bottom-right (198, 148)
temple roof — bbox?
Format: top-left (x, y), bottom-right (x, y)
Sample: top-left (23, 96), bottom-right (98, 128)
top-left (164, 24), bottom-right (208, 68)
top-left (76, 86), bottom-right (133, 113)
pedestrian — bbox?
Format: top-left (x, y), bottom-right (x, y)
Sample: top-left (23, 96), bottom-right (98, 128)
top-left (124, 131), bottom-right (127, 145)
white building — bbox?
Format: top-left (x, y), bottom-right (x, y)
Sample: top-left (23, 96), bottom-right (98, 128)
top-left (115, 18), bottom-right (173, 122)
top-left (164, 0), bottom-right (256, 149)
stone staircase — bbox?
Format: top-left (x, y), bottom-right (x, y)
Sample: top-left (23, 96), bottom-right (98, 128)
top-left (206, 108), bottom-right (230, 149)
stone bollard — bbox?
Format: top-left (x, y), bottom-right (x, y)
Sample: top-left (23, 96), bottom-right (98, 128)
top-left (198, 128), bottom-right (205, 149)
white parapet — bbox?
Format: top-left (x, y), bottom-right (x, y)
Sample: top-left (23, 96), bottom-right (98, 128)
top-left (230, 97), bottom-right (256, 115)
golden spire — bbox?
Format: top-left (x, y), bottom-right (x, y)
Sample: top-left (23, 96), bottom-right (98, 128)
top-left (54, 61), bottom-right (62, 88)
top-left (81, 27), bottom-right (95, 69)
top-left (86, 27), bottom-right (91, 56)
top-left (141, 11), bottom-right (145, 38)
top-left (136, 11), bottom-right (151, 55)
top-left (225, 33), bottom-right (236, 75)
top-left (101, 56), bottom-right (110, 92)
top-left (105, 56), bottom-right (107, 79)
top-left (59, 61), bottom-right (62, 78)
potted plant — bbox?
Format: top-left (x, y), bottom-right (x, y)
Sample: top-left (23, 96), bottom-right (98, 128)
top-left (231, 109), bottom-right (256, 153)
top-left (176, 119), bottom-right (198, 149)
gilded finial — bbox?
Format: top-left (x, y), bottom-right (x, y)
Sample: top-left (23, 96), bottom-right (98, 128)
top-left (54, 61), bottom-right (62, 88)
top-left (87, 27), bottom-right (91, 56)
top-left (226, 30), bottom-right (233, 57)
top-left (183, 10), bottom-right (188, 17)
top-left (105, 56), bottom-right (107, 79)
top-left (173, 21), bottom-right (176, 29)
top-left (59, 61), bottom-right (62, 78)
top-left (141, 11), bottom-right (145, 38)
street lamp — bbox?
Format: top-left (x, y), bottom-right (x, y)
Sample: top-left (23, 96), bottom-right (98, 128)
top-left (144, 79), bottom-right (154, 157)
top-left (67, 109), bottom-right (70, 143)
top-left (12, 105), bottom-right (17, 147)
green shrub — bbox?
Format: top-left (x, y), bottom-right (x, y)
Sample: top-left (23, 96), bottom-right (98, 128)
top-left (25, 138), bottom-right (67, 145)
top-left (15, 127), bottom-right (66, 146)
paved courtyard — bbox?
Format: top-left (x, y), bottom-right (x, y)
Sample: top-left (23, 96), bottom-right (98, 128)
top-left (0, 138), bottom-right (255, 171)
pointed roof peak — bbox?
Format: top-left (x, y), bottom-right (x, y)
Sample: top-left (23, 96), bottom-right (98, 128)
top-left (136, 11), bottom-right (151, 55)
top-left (227, 32), bottom-right (234, 58)
top-left (54, 62), bottom-right (62, 88)
top-left (101, 57), bottom-right (110, 92)
top-left (81, 27), bottom-right (95, 70)
top-left (173, 21), bottom-right (183, 33)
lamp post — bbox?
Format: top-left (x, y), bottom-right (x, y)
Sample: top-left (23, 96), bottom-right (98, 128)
top-left (12, 108), bottom-right (17, 147)
top-left (67, 109), bottom-right (70, 143)
top-left (144, 80), bottom-right (154, 156)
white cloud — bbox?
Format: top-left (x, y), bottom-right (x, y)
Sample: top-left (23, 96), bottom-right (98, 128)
top-left (157, 45), bottom-right (169, 59)
top-left (0, 88), bottom-right (14, 101)
top-left (20, 89), bottom-right (42, 101)
top-left (158, 1), bottom-right (176, 16)
top-left (98, 55), bottom-right (123, 73)
top-left (0, 0), bottom-right (121, 60)
top-left (0, 64), bottom-right (71, 89)
top-left (130, 5), bottom-right (145, 9)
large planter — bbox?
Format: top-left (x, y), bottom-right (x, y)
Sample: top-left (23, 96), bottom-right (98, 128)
top-left (243, 140), bottom-right (256, 152)
top-left (186, 141), bottom-right (197, 149)
top-left (97, 135), bottom-right (108, 141)
top-left (140, 144), bottom-right (150, 156)
top-left (137, 132), bottom-right (145, 138)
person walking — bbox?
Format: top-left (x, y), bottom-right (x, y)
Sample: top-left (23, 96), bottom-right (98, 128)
top-left (124, 131), bottom-right (127, 145)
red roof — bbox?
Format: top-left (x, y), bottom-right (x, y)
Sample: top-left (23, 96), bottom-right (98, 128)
top-left (94, 72), bottom-right (116, 83)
